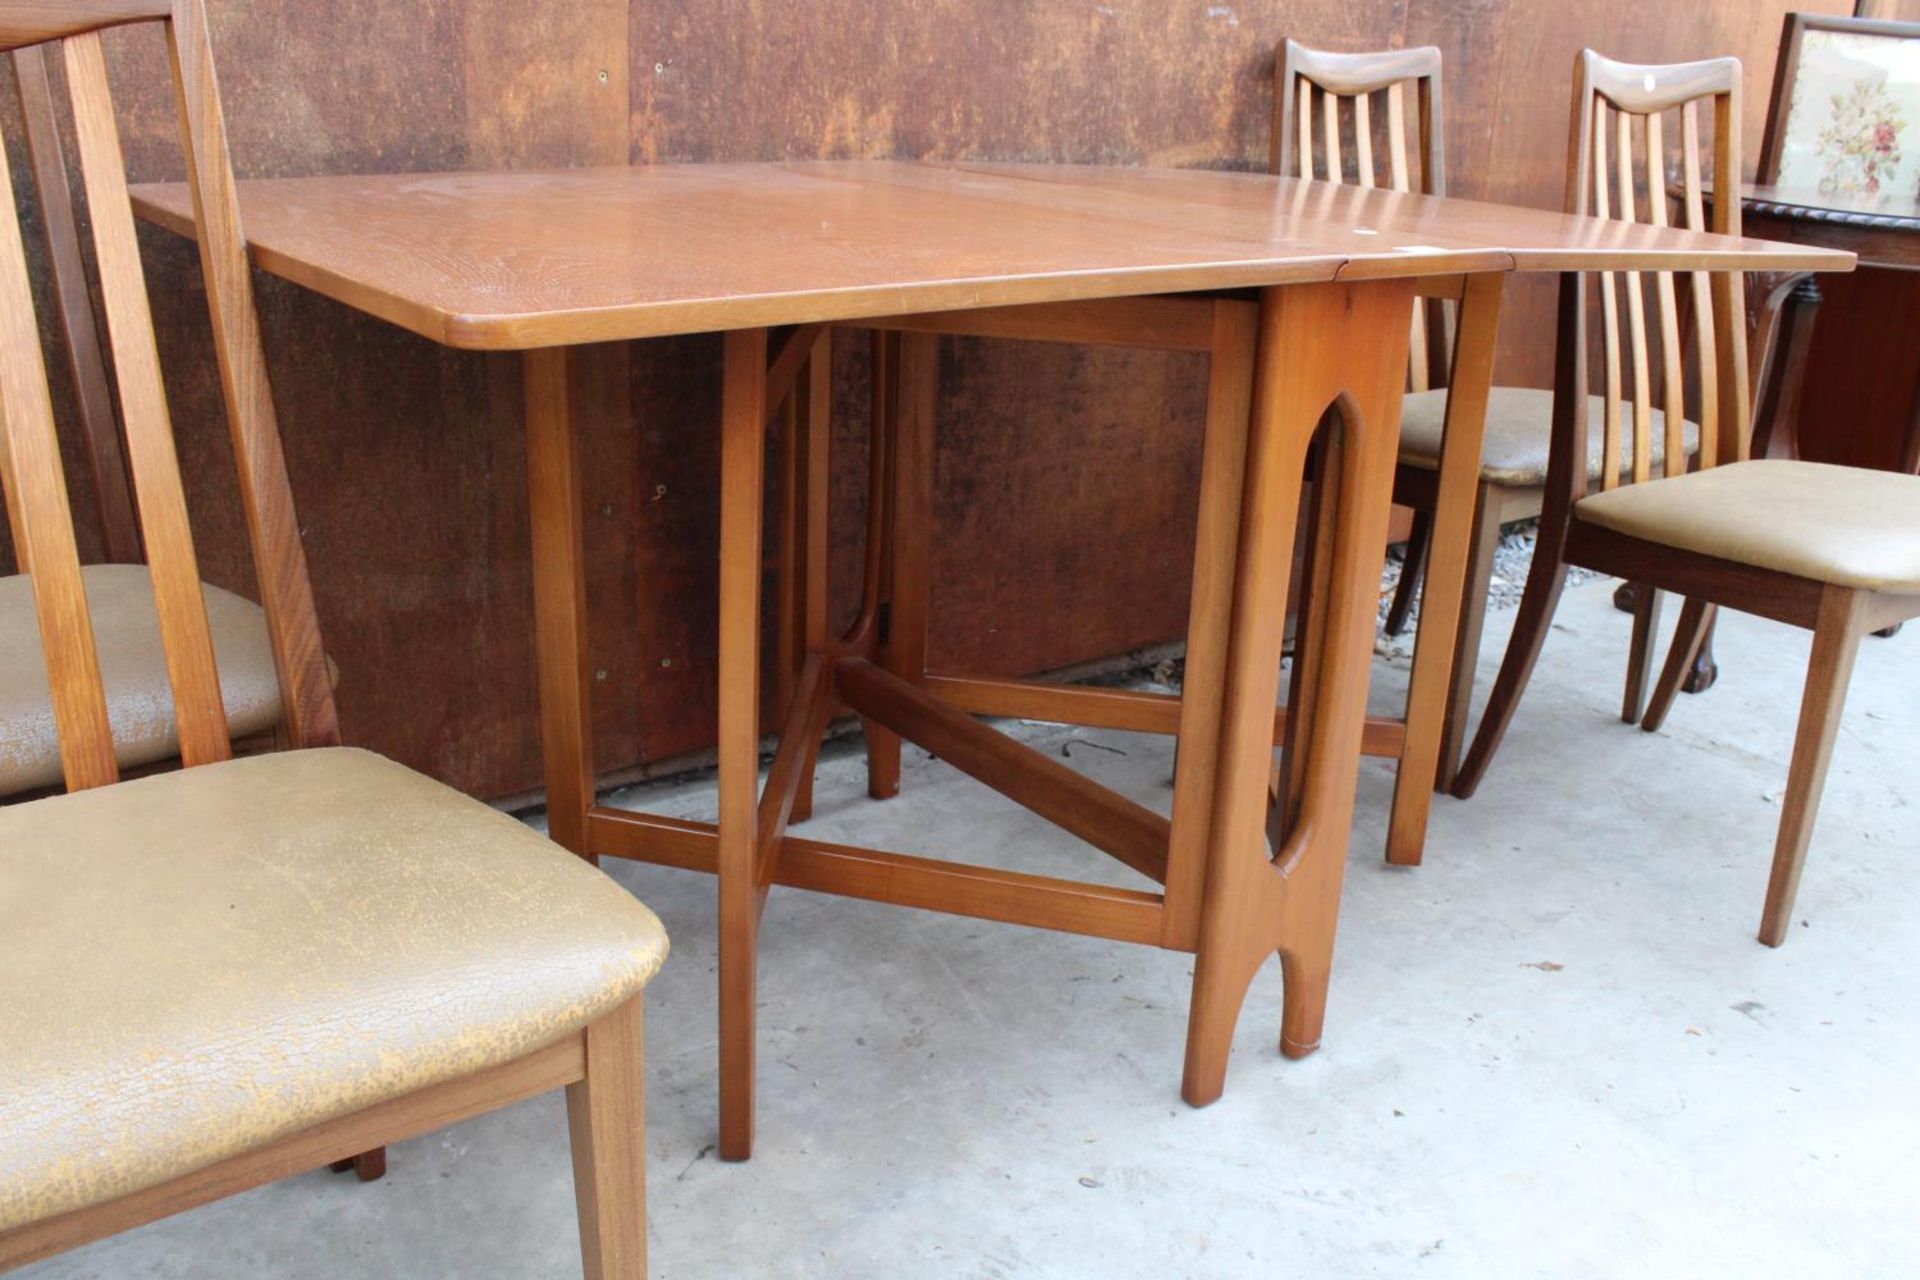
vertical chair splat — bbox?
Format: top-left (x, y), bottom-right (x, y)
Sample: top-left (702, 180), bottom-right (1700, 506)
top-left (11, 43), bottom-right (140, 564)
top-left (0, 102), bottom-right (115, 790)
top-left (64, 30), bottom-right (230, 770)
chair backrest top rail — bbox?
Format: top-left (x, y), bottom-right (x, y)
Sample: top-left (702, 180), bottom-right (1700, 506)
top-left (0, 0), bottom-right (170, 53)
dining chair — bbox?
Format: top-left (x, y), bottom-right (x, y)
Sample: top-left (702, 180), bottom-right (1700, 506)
top-left (1445, 48), bottom-right (1920, 944)
top-left (0, 41), bottom-right (293, 805)
top-left (1276, 41), bottom-right (1705, 790)
top-left (0, 3), bottom-right (666, 1274)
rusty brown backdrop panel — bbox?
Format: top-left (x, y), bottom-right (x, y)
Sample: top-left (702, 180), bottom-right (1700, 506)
top-left (0, 0), bottom-right (1848, 800)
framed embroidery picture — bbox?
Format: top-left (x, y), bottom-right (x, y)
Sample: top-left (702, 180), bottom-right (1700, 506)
top-left (1759, 12), bottom-right (1920, 200)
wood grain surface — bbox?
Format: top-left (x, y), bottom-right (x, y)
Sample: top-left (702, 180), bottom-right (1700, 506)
top-left (0, 0), bottom-right (1855, 798)
top-left (129, 161), bottom-right (1838, 348)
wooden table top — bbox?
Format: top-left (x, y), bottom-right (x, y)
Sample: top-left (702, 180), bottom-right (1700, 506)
top-left (132, 161), bottom-right (1852, 350)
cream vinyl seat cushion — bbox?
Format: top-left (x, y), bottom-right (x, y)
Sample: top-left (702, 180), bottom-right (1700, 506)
top-left (1398, 387), bottom-right (1698, 486)
top-left (1574, 458), bottom-right (1920, 593)
top-left (0, 564), bottom-right (283, 796)
top-left (0, 747), bottom-right (668, 1232)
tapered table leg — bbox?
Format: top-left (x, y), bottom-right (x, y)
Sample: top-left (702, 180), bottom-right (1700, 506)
top-left (525, 346), bottom-right (596, 858)
top-left (718, 327), bottom-right (769, 1160)
top-left (1183, 277), bottom-right (1416, 1106)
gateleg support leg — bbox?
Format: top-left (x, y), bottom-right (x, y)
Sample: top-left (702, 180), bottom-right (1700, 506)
top-left (1161, 299), bottom-right (1258, 953)
top-left (791, 330), bottom-right (833, 822)
top-left (525, 346), bottom-right (596, 858)
top-left (1182, 278), bottom-right (1416, 1105)
top-left (870, 330), bottom-right (936, 800)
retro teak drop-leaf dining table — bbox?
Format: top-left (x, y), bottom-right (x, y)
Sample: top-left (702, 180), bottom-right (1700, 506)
top-left (134, 160), bottom-right (1849, 1161)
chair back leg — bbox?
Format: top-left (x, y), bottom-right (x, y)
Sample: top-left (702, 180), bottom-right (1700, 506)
top-left (1383, 508), bottom-right (1431, 638)
top-left (1621, 586), bottom-right (1665, 723)
top-left (1434, 482), bottom-right (1502, 791)
top-left (1760, 587), bottom-right (1869, 946)
top-left (1641, 597), bottom-right (1715, 733)
top-left (1448, 499), bottom-right (1572, 799)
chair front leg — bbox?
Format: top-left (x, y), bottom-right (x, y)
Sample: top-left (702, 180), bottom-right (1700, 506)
top-left (1760, 587), bottom-right (1868, 947)
top-left (567, 997), bottom-right (648, 1280)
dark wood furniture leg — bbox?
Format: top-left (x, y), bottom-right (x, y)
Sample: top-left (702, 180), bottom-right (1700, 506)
top-left (1879, 337), bottom-right (1920, 639)
top-left (1437, 481), bottom-right (1500, 792)
top-left (1621, 584), bottom-right (1665, 723)
top-left (1750, 274), bottom-right (1822, 462)
top-left (1641, 598), bottom-right (1715, 732)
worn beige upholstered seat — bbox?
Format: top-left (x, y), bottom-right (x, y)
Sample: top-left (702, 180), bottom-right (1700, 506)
top-left (1397, 387), bottom-right (1699, 485)
top-left (0, 746), bottom-right (668, 1234)
top-left (1576, 458), bottom-right (1920, 593)
top-left (0, 565), bottom-right (284, 796)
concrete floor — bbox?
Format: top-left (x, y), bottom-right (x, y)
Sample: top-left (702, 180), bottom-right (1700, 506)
top-left (27, 579), bottom-right (1920, 1279)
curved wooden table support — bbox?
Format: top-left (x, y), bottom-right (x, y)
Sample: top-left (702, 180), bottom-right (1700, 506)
top-left (1185, 279), bottom-right (1415, 1099)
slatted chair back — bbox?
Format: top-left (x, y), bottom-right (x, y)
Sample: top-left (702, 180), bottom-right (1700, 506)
top-left (1561, 49), bottom-right (1749, 496)
top-left (10, 42), bottom-right (140, 563)
top-left (0, 0), bottom-right (338, 793)
top-left (1272, 40), bottom-right (1448, 391)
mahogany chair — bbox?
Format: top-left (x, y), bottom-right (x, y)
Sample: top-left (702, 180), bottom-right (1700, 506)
top-left (1447, 49), bottom-right (1918, 943)
top-left (0, 3), bottom-right (665, 1273)
top-left (0, 42), bottom-right (289, 802)
top-left (1277, 41), bottom-right (1703, 789)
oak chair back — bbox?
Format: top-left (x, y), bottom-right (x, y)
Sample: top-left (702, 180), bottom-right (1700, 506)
top-left (1271, 39), bottom-right (1448, 391)
top-left (0, 0), bottom-right (338, 794)
top-left (1558, 49), bottom-right (1750, 498)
